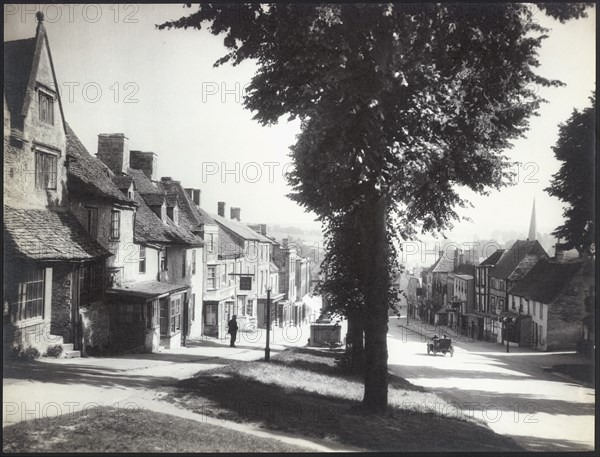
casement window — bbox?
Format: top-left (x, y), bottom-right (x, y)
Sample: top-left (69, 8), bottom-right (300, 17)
top-left (79, 263), bottom-right (104, 305)
top-left (86, 208), bottom-right (98, 239)
top-left (16, 267), bottom-right (45, 320)
top-left (207, 266), bottom-right (216, 289)
top-left (38, 91), bottom-right (54, 124)
top-left (160, 249), bottom-right (168, 271)
top-left (246, 299), bottom-right (254, 316)
top-left (160, 300), bottom-right (168, 335)
top-left (191, 250), bottom-right (196, 275)
top-left (182, 250), bottom-right (187, 278)
top-left (139, 246), bottom-right (146, 273)
top-left (222, 264), bottom-right (226, 285)
top-left (110, 211), bottom-right (121, 240)
top-left (170, 297), bottom-right (181, 333)
top-left (35, 151), bottom-right (57, 189)
top-left (207, 233), bottom-right (215, 253)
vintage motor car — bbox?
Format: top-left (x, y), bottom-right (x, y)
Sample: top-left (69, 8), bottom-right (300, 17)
top-left (427, 338), bottom-right (454, 356)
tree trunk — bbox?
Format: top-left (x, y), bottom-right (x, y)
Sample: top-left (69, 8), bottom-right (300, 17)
top-left (361, 194), bottom-right (390, 413)
top-left (346, 313), bottom-right (364, 372)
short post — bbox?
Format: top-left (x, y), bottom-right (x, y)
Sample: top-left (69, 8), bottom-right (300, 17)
top-left (265, 287), bottom-right (271, 362)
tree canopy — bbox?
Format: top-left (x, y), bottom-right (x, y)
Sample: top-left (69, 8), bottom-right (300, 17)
top-left (160, 2), bottom-right (592, 413)
top-left (545, 93), bottom-right (596, 257)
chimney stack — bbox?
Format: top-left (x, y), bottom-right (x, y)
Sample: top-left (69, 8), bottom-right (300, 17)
top-left (230, 207), bottom-right (241, 221)
top-left (184, 188), bottom-right (201, 206)
top-left (282, 238), bottom-right (289, 248)
top-left (217, 202), bottom-right (226, 217)
top-left (97, 134), bottom-right (129, 175)
top-left (130, 151), bottom-right (158, 181)
top-left (260, 224), bottom-right (267, 236)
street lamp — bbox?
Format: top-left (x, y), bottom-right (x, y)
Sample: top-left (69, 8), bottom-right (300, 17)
top-left (265, 285), bottom-right (272, 362)
top-left (498, 316), bottom-right (518, 353)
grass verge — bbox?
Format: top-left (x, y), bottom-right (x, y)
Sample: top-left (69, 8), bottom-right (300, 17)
top-left (163, 347), bottom-right (524, 452)
top-left (2, 406), bottom-right (308, 453)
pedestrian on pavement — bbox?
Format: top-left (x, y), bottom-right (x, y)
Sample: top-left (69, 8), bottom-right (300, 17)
top-left (227, 315), bottom-right (238, 347)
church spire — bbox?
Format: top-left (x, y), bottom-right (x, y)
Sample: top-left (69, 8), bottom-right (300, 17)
top-left (528, 198), bottom-right (536, 241)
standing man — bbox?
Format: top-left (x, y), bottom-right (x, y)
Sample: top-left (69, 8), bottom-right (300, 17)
top-left (227, 315), bottom-right (238, 347)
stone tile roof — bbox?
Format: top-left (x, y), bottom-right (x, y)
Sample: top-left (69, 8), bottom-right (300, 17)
top-left (132, 193), bottom-right (202, 247)
top-left (508, 258), bottom-right (582, 304)
top-left (211, 213), bottom-right (275, 244)
top-left (490, 240), bottom-right (548, 279)
top-left (125, 170), bottom-right (202, 247)
top-left (66, 124), bottom-right (135, 206)
top-left (112, 175), bottom-right (134, 191)
top-left (127, 168), bottom-right (159, 194)
top-left (479, 249), bottom-right (505, 267)
top-left (4, 38), bottom-right (36, 117)
top-left (3, 207), bottom-right (112, 261)
top-left (156, 179), bottom-right (203, 232)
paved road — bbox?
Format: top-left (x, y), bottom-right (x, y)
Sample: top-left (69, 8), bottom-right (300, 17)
top-left (387, 318), bottom-right (595, 451)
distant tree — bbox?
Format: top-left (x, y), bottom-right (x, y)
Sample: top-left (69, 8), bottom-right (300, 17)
top-left (160, 3), bottom-right (591, 413)
top-left (545, 94), bottom-right (595, 257)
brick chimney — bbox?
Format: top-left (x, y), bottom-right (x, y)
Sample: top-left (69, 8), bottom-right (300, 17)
top-left (282, 238), bottom-right (289, 248)
top-left (260, 224), bottom-right (267, 236)
top-left (97, 134), bottom-right (129, 174)
top-left (130, 151), bottom-right (158, 181)
top-left (193, 189), bottom-right (201, 206)
top-left (217, 202), bottom-right (226, 217)
top-left (230, 207), bottom-right (241, 221)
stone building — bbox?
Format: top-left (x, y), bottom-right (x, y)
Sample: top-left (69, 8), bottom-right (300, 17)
top-left (96, 135), bottom-right (204, 351)
top-left (507, 257), bottom-right (594, 351)
top-left (3, 14), bottom-right (111, 357)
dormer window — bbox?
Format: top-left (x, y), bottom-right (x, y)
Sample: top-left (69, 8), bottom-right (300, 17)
top-left (38, 90), bottom-right (54, 125)
top-left (166, 205), bottom-right (179, 225)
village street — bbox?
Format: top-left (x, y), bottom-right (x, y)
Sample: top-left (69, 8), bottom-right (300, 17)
top-left (4, 317), bottom-right (594, 452)
top-left (388, 317), bottom-right (595, 452)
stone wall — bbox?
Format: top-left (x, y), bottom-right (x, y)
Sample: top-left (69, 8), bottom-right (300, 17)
top-left (546, 271), bottom-right (593, 351)
top-left (80, 302), bottom-right (110, 352)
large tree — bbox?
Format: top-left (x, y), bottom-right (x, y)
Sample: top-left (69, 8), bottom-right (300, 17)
top-left (545, 93), bottom-right (595, 257)
top-left (160, 3), bottom-right (591, 413)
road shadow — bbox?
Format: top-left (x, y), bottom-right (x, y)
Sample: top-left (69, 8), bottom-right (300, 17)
top-left (165, 363), bottom-right (522, 452)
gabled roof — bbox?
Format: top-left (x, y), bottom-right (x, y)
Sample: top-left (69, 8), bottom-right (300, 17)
top-left (490, 240), bottom-right (548, 279)
top-left (508, 258), bottom-right (582, 304)
top-left (66, 124), bottom-right (136, 206)
top-left (127, 168), bottom-right (160, 194)
top-left (4, 38), bottom-right (36, 116)
top-left (429, 252), bottom-right (456, 273)
top-left (132, 193), bottom-right (202, 247)
top-left (211, 213), bottom-right (275, 244)
top-left (112, 175), bottom-right (134, 191)
top-left (156, 179), bottom-right (203, 233)
top-left (3, 207), bottom-right (112, 261)
top-left (4, 21), bottom-right (66, 131)
top-left (479, 249), bottom-right (505, 267)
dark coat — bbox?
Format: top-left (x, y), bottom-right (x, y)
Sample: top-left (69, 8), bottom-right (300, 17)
top-left (228, 319), bottom-right (238, 334)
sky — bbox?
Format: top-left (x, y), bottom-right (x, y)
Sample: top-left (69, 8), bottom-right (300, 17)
top-left (4, 3), bottom-right (596, 239)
